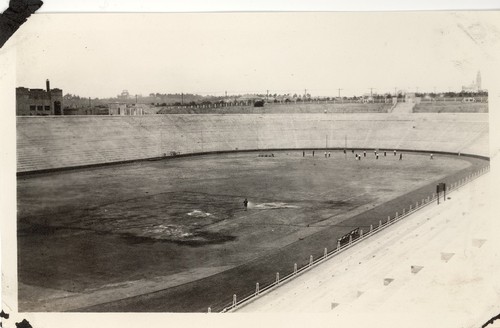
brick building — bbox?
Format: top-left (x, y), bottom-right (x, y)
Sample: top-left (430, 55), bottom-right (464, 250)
top-left (16, 79), bottom-right (63, 116)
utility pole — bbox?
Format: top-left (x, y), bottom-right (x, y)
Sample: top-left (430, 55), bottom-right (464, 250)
top-left (181, 92), bottom-right (184, 105)
top-left (337, 88), bottom-right (342, 99)
top-left (394, 87), bottom-right (397, 96)
top-left (266, 89), bottom-right (269, 102)
top-left (369, 88), bottom-right (374, 97)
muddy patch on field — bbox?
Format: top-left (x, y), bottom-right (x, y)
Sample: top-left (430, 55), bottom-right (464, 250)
top-left (251, 202), bottom-right (300, 209)
top-left (323, 200), bottom-right (352, 207)
top-left (121, 229), bottom-right (236, 246)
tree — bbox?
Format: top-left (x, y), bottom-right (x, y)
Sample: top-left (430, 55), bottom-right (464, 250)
top-left (254, 100), bottom-right (264, 107)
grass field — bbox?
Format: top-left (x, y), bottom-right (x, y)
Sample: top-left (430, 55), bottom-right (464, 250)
top-left (17, 150), bottom-right (487, 312)
top-left (156, 102), bottom-right (392, 114)
top-left (413, 102), bottom-right (488, 113)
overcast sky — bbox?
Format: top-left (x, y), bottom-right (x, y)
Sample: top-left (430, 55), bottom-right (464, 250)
top-left (13, 12), bottom-right (500, 98)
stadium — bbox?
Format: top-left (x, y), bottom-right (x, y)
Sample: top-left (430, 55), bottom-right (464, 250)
top-left (4, 11), bottom-right (500, 328)
top-left (16, 101), bottom-right (491, 316)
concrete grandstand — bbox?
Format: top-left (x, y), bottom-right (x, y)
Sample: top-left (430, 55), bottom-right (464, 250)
top-left (14, 109), bottom-right (494, 324)
top-left (17, 112), bottom-right (488, 173)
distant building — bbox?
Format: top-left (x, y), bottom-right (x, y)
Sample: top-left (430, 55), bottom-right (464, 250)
top-left (108, 103), bottom-right (144, 115)
top-left (16, 79), bottom-right (63, 116)
top-left (405, 92), bottom-right (417, 103)
top-left (360, 94), bottom-right (374, 103)
top-left (117, 90), bottom-right (130, 100)
top-left (462, 71), bottom-right (482, 92)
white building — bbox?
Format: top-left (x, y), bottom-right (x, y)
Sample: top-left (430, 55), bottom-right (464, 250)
top-left (462, 71), bottom-right (482, 92)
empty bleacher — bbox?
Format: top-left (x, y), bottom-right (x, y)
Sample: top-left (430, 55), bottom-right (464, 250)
top-left (16, 113), bottom-right (489, 173)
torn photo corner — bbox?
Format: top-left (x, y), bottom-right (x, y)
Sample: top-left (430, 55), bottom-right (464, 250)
top-left (0, 0), bottom-right (43, 48)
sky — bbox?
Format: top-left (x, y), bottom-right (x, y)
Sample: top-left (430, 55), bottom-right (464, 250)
top-left (13, 11), bottom-right (500, 98)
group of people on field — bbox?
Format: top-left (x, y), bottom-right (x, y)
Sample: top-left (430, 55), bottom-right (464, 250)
top-left (302, 149), bottom-right (406, 160)
top-left (301, 149), bottom-right (442, 161)
top-left (244, 149), bottom-right (441, 210)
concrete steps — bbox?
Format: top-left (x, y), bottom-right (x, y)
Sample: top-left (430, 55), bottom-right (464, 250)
top-left (16, 113), bottom-right (489, 173)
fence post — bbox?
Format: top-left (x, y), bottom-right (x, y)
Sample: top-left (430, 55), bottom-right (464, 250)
top-left (370, 224), bottom-right (373, 232)
top-left (403, 208), bottom-right (406, 215)
top-left (379, 220), bottom-right (382, 228)
top-left (422, 198), bottom-right (425, 205)
top-left (395, 212), bottom-right (398, 219)
top-left (337, 240), bottom-right (340, 250)
top-left (233, 294), bottom-right (237, 307)
top-left (294, 263), bottom-right (297, 274)
top-left (309, 255), bottom-right (313, 266)
top-left (409, 205), bottom-right (412, 211)
top-left (208, 307), bottom-right (211, 313)
top-left (324, 247), bottom-right (328, 258)
top-left (349, 235), bottom-right (353, 244)
top-left (276, 272), bottom-right (280, 285)
top-left (387, 216), bottom-right (390, 223)
top-left (416, 201), bottom-right (418, 208)
top-left (256, 282), bottom-right (260, 295)
top-left (360, 229), bottom-right (364, 237)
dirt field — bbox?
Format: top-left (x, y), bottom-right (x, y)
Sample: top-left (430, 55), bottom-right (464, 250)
top-left (17, 150), bottom-right (487, 312)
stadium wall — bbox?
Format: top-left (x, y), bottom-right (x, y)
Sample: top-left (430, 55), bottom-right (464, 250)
top-left (16, 113), bottom-right (489, 173)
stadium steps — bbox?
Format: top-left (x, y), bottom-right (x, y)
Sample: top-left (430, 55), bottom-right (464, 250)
top-left (16, 113), bottom-right (489, 173)
top-left (391, 101), bottom-right (415, 114)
